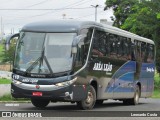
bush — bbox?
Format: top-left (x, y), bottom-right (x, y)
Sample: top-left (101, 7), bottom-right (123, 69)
top-left (155, 80), bottom-right (160, 89)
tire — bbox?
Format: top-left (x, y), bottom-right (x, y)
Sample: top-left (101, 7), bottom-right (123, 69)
top-left (77, 85), bottom-right (96, 110)
top-left (130, 85), bottom-right (140, 105)
top-left (123, 85), bottom-right (140, 105)
top-left (95, 100), bottom-right (103, 105)
top-left (31, 98), bottom-right (50, 108)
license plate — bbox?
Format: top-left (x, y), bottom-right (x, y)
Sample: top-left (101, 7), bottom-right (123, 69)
top-left (32, 92), bottom-right (43, 96)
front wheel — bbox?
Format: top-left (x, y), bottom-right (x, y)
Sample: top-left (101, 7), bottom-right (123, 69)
top-left (77, 85), bottom-right (96, 110)
top-left (31, 98), bottom-right (50, 108)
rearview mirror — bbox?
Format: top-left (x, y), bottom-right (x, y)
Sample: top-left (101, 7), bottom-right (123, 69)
top-left (5, 33), bottom-right (19, 50)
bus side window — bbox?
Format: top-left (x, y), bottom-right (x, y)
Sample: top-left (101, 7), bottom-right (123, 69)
top-left (141, 42), bottom-right (147, 62)
top-left (146, 44), bottom-right (154, 63)
top-left (105, 33), bottom-right (110, 56)
top-left (92, 30), bottom-right (107, 58)
top-left (109, 34), bottom-right (118, 58)
top-left (116, 36), bottom-right (131, 61)
top-left (135, 40), bottom-right (142, 62)
top-left (127, 38), bottom-right (132, 60)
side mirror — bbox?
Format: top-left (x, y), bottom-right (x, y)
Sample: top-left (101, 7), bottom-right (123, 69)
top-left (72, 34), bottom-right (87, 47)
top-left (5, 33), bottom-right (19, 50)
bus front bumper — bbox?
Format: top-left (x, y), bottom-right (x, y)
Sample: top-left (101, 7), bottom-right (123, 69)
top-left (11, 83), bottom-right (88, 101)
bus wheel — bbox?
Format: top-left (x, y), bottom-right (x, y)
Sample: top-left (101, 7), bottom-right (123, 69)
top-left (96, 100), bottom-right (103, 105)
top-left (31, 98), bottom-right (50, 108)
top-left (77, 85), bottom-right (96, 110)
top-left (130, 85), bottom-right (140, 105)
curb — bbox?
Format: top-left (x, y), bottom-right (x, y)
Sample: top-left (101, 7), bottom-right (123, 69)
top-left (0, 101), bottom-right (31, 103)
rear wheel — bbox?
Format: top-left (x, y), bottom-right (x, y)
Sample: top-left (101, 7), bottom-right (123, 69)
top-left (77, 85), bottom-right (96, 110)
top-left (123, 85), bottom-right (140, 105)
top-left (31, 98), bottom-right (50, 108)
top-left (130, 85), bottom-right (140, 105)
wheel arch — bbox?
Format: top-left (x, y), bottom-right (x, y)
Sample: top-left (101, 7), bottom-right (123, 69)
top-left (89, 79), bottom-right (98, 98)
top-left (136, 82), bottom-right (141, 97)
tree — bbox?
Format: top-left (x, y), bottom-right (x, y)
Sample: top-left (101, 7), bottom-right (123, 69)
top-left (121, 0), bottom-right (160, 69)
top-left (0, 38), bottom-right (16, 71)
top-left (105, 0), bottom-right (139, 27)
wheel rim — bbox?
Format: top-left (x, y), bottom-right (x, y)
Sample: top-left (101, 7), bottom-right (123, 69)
top-left (135, 89), bottom-right (139, 104)
top-left (85, 91), bottom-right (93, 104)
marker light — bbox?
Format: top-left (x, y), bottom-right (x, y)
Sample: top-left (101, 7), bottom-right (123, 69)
top-left (12, 79), bottom-right (22, 85)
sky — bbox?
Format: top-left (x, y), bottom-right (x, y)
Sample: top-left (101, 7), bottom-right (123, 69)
top-left (0, 0), bottom-right (113, 35)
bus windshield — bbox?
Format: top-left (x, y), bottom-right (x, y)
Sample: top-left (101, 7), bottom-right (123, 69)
top-left (14, 32), bottom-right (76, 75)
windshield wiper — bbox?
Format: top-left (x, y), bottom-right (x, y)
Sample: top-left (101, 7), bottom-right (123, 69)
top-left (25, 57), bottom-right (41, 74)
top-left (25, 48), bottom-right (53, 75)
top-left (38, 48), bottom-right (53, 74)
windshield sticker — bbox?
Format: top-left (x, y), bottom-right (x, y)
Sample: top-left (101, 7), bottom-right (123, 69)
top-left (22, 78), bottom-right (38, 83)
top-left (93, 62), bottom-right (113, 72)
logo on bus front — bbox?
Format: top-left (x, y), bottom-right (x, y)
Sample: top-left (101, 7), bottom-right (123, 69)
top-left (22, 78), bottom-right (38, 83)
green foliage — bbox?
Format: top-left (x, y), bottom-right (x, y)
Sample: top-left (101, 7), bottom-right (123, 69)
top-left (105, 0), bottom-right (139, 27)
top-left (0, 44), bottom-right (4, 62)
top-left (0, 39), bottom-right (17, 64)
top-left (157, 13), bottom-right (160, 19)
top-left (154, 72), bottom-right (160, 89)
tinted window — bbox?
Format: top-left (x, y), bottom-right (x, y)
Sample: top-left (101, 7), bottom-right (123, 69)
top-left (75, 28), bottom-right (93, 67)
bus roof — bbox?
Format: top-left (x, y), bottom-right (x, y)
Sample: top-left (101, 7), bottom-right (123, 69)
top-left (22, 20), bottom-right (97, 33)
top-left (22, 20), bottom-right (154, 45)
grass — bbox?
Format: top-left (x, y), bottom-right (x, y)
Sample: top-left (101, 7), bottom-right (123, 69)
top-left (0, 78), bottom-right (11, 84)
top-left (152, 89), bottom-right (160, 98)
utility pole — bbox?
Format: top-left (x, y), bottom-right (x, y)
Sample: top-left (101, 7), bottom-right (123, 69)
top-left (1, 17), bottom-right (2, 39)
top-left (62, 14), bottom-right (66, 19)
top-left (91, 4), bottom-right (99, 22)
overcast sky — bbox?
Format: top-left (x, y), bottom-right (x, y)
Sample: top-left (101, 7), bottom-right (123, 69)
top-left (0, 0), bottom-right (113, 35)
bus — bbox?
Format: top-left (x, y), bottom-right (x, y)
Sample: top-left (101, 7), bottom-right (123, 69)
top-left (6, 20), bottom-right (155, 110)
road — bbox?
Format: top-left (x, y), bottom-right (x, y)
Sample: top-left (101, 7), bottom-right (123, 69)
top-left (0, 98), bottom-right (160, 119)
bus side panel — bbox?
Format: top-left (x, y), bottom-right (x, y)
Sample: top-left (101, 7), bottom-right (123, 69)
top-left (108, 61), bottom-right (135, 99)
top-left (140, 63), bottom-right (155, 97)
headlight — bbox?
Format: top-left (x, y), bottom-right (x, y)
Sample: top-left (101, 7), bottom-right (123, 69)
top-left (12, 79), bottom-right (22, 85)
top-left (55, 77), bottom-right (77, 87)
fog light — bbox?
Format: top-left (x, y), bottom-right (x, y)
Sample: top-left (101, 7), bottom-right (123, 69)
top-left (65, 92), bottom-right (69, 96)
top-left (11, 89), bottom-right (14, 93)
